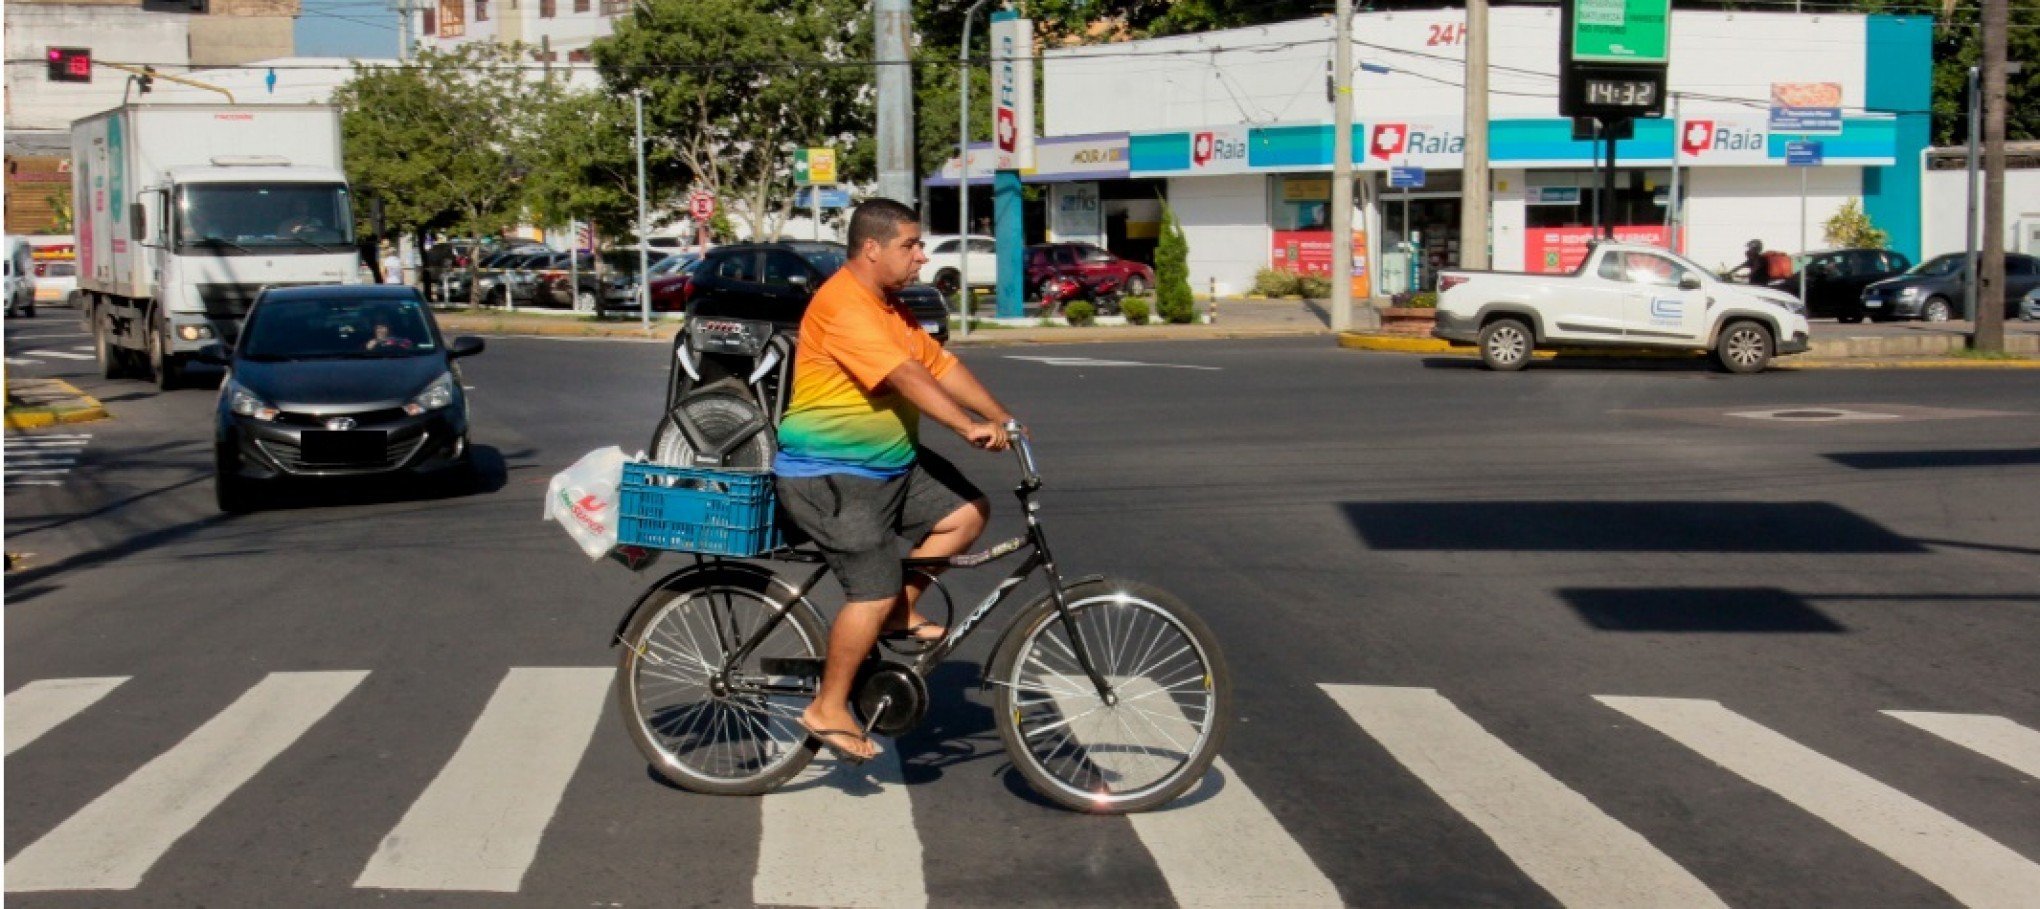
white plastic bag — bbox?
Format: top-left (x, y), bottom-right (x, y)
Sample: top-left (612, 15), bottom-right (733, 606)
top-left (544, 446), bottom-right (629, 560)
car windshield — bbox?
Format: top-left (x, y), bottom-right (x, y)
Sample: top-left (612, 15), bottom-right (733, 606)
top-left (240, 296), bottom-right (439, 360)
top-left (176, 183), bottom-right (355, 253)
top-left (1907, 254), bottom-right (1964, 276)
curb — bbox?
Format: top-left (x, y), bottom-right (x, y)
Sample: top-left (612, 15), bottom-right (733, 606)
top-left (4, 379), bottom-right (111, 430)
top-left (1336, 332), bottom-right (2040, 369)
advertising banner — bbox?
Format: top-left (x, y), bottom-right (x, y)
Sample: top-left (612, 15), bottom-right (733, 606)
top-left (990, 16), bottom-right (1036, 171)
top-left (1570, 0), bottom-right (1672, 64)
top-left (1769, 82), bottom-right (1843, 135)
top-left (1048, 183), bottom-right (1103, 245)
top-left (1270, 230), bottom-right (1370, 297)
top-left (1524, 225), bottom-right (1672, 274)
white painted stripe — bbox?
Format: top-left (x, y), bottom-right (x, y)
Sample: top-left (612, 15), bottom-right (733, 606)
top-left (755, 742), bottom-right (926, 909)
top-left (5, 469), bottom-right (73, 475)
top-left (6, 440), bottom-right (90, 447)
top-left (6, 459), bottom-right (78, 466)
top-left (1037, 673), bottom-right (1337, 907)
top-left (1601, 696), bottom-right (2040, 909)
top-left (71, 345), bottom-right (95, 351)
top-left (1884, 711), bottom-right (2040, 781)
top-left (1327, 685), bottom-right (1725, 909)
top-left (355, 667), bottom-right (611, 892)
top-left (4, 479), bottom-right (64, 486)
top-left (4, 671), bottom-right (367, 892)
top-left (27, 351), bottom-right (92, 360)
top-left (4, 358), bottom-right (36, 366)
top-left (6, 677), bottom-right (129, 756)
top-left (8, 434), bottom-right (93, 440)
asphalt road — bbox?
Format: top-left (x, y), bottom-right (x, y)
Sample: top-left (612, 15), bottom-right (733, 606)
top-left (6, 322), bottom-right (2040, 907)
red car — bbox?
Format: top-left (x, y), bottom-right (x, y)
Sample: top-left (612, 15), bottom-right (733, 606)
top-left (1024, 243), bottom-right (1155, 301)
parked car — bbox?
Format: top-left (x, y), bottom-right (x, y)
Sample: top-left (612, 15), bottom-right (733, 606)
top-left (1859, 252), bottom-right (2040, 321)
top-left (648, 255), bottom-right (707, 312)
top-left (918, 234), bottom-right (998, 301)
top-left (421, 240), bottom-right (483, 301)
top-left (2021, 286), bottom-right (2039, 321)
top-left (203, 284), bottom-right (485, 512)
top-left (684, 241), bottom-right (950, 344)
top-left (33, 259), bottom-right (78, 307)
top-left (1767, 248), bottom-right (1910, 322)
top-left (481, 251), bottom-right (557, 307)
top-left (541, 250), bottom-right (675, 311)
top-left (1433, 242), bottom-right (1811, 373)
top-left (1023, 243), bottom-right (1155, 302)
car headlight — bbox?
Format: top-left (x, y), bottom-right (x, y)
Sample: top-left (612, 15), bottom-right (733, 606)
top-left (405, 372), bottom-right (457, 416)
top-left (226, 380), bottom-right (279, 421)
top-left (1784, 298), bottom-right (1807, 316)
top-left (1898, 287), bottom-right (1920, 299)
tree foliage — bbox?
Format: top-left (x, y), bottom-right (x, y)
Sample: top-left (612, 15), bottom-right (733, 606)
top-left (592, 0), bottom-right (874, 241)
top-left (1824, 197), bottom-right (1890, 249)
top-left (523, 89), bottom-right (664, 244)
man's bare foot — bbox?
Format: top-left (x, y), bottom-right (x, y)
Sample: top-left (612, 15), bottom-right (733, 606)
top-left (881, 613), bottom-right (946, 642)
top-left (801, 704), bottom-right (878, 763)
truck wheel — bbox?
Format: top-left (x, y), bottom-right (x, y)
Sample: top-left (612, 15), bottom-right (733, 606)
top-left (1478, 318), bottom-right (1533, 372)
top-left (1714, 320), bottom-right (1774, 374)
top-left (150, 325), bottom-right (181, 391)
top-left (95, 317), bottom-right (125, 380)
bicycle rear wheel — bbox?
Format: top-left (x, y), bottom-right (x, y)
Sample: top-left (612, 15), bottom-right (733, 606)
top-left (990, 577), bottom-right (1231, 814)
top-left (615, 570), bottom-right (823, 795)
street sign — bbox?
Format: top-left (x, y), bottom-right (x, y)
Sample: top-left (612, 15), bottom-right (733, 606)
top-left (796, 186), bottom-right (853, 209)
top-left (794, 148), bottom-right (837, 186)
top-left (1569, 0), bottom-right (1672, 64)
top-left (1786, 140), bottom-right (1824, 167)
top-left (990, 13), bottom-right (1036, 170)
top-left (689, 191), bottom-right (715, 220)
top-left (1388, 167), bottom-right (1426, 189)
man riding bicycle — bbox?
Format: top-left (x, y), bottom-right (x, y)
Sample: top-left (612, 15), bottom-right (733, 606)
top-left (775, 199), bottom-right (1018, 764)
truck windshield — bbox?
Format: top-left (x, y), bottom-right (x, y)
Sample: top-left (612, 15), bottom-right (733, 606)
top-left (176, 184), bottom-right (354, 254)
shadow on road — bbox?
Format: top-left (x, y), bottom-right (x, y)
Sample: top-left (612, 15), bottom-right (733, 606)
top-left (1559, 587), bottom-right (1845, 633)
top-left (1825, 448), bottom-right (2040, 471)
top-left (232, 444), bottom-right (517, 513)
top-left (1341, 501), bottom-right (1926, 554)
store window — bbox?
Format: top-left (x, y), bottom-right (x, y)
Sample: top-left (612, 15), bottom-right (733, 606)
top-left (1272, 176), bottom-right (1332, 231)
top-left (1526, 169), bottom-right (1672, 229)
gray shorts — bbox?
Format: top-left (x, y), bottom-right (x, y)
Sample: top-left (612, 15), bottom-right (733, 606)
top-left (775, 449), bottom-right (985, 603)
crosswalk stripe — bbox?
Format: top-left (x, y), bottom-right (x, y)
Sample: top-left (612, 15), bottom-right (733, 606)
top-left (5, 677), bottom-right (129, 756)
top-left (1883, 711), bottom-right (2040, 781)
top-left (1042, 673), bottom-right (1338, 907)
top-left (4, 357), bottom-right (36, 366)
top-left (4, 671), bottom-right (368, 893)
top-left (754, 743), bottom-right (926, 909)
top-left (1326, 685), bottom-right (1726, 909)
top-left (25, 350), bottom-right (92, 360)
top-left (355, 667), bottom-right (612, 892)
top-left (1599, 696), bottom-right (2040, 909)
top-left (4, 479), bottom-right (64, 486)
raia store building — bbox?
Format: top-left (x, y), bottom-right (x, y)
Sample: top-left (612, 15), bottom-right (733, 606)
top-left (1019, 7), bottom-right (1928, 298)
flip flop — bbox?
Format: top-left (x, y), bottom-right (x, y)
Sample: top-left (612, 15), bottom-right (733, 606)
top-left (799, 718), bottom-right (880, 765)
top-left (880, 621), bottom-right (946, 643)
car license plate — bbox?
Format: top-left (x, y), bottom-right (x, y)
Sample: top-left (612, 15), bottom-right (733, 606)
top-left (300, 430), bottom-right (387, 464)
top-left (920, 321), bottom-right (943, 334)
top-left (1865, 299), bottom-right (1882, 308)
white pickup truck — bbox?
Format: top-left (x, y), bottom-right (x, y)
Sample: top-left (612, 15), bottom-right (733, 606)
top-left (1432, 242), bottom-right (1811, 373)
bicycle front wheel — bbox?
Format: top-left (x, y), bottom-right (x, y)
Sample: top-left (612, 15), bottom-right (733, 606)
top-left (616, 569), bottom-right (824, 795)
top-left (990, 578), bottom-right (1231, 814)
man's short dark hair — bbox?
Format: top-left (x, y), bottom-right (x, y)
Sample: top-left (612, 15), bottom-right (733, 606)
top-left (846, 199), bottom-right (920, 256)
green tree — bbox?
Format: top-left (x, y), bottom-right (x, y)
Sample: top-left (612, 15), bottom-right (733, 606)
top-left (334, 44), bottom-right (560, 303)
top-left (1154, 199), bottom-right (1195, 323)
top-left (1823, 197), bottom-right (1890, 249)
top-left (524, 89), bottom-right (669, 245)
top-left (592, 0), bottom-right (873, 241)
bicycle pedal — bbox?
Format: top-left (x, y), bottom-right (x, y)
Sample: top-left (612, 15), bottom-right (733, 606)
top-left (760, 657), bottom-right (823, 678)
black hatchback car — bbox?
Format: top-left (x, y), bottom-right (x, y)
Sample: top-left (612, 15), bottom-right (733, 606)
top-left (1859, 252), bottom-right (2040, 322)
top-left (685, 241), bottom-right (951, 344)
top-left (205, 285), bottom-right (485, 512)
top-left (1767, 248), bottom-right (1911, 322)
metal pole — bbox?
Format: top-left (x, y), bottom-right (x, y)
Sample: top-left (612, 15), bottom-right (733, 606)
top-left (569, 220), bottom-right (581, 311)
top-left (1459, 0), bottom-right (1490, 270)
top-left (958, 0), bottom-right (990, 338)
top-left (1602, 126), bottom-right (1617, 240)
top-left (1964, 65), bottom-right (1980, 324)
top-left (1799, 168), bottom-right (1808, 303)
top-left (636, 91), bottom-right (650, 331)
top-left (1330, 0), bottom-right (1354, 329)
top-left (874, 0), bottom-right (916, 204)
top-left (813, 190), bottom-right (822, 241)
top-left (1667, 94), bottom-right (1682, 251)
top-left (1976, 9), bottom-right (2014, 351)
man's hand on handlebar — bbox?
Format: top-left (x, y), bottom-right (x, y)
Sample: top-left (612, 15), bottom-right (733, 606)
top-left (964, 420), bottom-right (1011, 451)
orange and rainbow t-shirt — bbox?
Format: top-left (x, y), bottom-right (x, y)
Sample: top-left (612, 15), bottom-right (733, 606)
top-left (774, 270), bottom-right (956, 478)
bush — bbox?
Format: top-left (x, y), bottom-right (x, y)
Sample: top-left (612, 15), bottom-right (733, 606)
top-left (1823, 198), bottom-right (1889, 249)
top-left (1062, 300), bottom-right (1097, 326)
top-left (1296, 275), bottom-right (1332, 299)
top-left (1155, 200), bottom-right (1197, 323)
top-left (1252, 267), bottom-right (1302, 297)
top-left (1121, 297), bottom-right (1152, 324)
top-left (1391, 291), bottom-right (1438, 309)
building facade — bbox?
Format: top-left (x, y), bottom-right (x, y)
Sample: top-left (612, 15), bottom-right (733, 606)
top-left (409, 0), bottom-right (620, 65)
top-left (955, 8), bottom-right (1934, 298)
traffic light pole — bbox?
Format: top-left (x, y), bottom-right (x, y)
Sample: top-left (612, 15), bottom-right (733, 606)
top-left (98, 62), bottom-right (233, 103)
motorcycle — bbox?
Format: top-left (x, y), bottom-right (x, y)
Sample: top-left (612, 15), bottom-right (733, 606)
top-left (1040, 272), bottom-right (1125, 318)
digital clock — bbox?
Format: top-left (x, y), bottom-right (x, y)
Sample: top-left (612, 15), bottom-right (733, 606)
top-left (1584, 78), bottom-right (1657, 108)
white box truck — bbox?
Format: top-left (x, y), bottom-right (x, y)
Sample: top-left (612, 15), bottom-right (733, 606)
top-left (72, 103), bottom-right (363, 388)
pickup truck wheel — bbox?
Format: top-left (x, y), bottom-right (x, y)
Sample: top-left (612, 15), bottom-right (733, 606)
top-left (1478, 318), bottom-right (1533, 372)
top-left (1920, 297), bottom-right (1952, 322)
top-left (933, 269), bottom-right (960, 301)
top-left (1714, 321), bottom-right (1774, 374)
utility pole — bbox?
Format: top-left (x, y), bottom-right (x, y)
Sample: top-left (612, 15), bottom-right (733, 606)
top-left (390, 0), bottom-right (416, 61)
top-left (958, 0), bottom-right (991, 338)
top-left (1330, 0), bottom-right (1354, 331)
top-left (635, 91), bottom-right (650, 332)
top-left (1975, 0), bottom-right (2013, 353)
top-left (874, 0), bottom-right (916, 204)
top-left (1964, 65), bottom-right (1980, 325)
top-left (1460, 0), bottom-right (1491, 270)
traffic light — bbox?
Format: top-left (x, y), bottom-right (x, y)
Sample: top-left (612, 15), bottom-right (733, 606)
top-left (138, 65), bottom-right (156, 93)
top-left (46, 47), bottom-right (92, 83)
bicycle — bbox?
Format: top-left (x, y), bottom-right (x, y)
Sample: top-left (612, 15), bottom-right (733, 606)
top-left (610, 423), bottom-right (1232, 814)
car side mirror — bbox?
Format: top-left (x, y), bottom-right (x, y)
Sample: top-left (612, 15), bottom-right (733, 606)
top-left (1678, 274), bottom-right (1703, 291)
top-left (448, 335), bottom-right (485, 359)
top-left (194, 342), bottom-right (232, 366)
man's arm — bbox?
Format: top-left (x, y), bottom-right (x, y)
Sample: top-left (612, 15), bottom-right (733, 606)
top-left (934, 360), bottom-right (1012, 426)
top-left (884, 360), bottom-right (1009, 450)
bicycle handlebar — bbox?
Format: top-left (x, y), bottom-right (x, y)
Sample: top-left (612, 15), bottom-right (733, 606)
top-left (1004, 419), bottom-right (1040, 487)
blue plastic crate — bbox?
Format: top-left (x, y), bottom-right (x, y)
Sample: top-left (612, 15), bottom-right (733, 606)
top-left (617, 462), bottom-right (781, 556)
